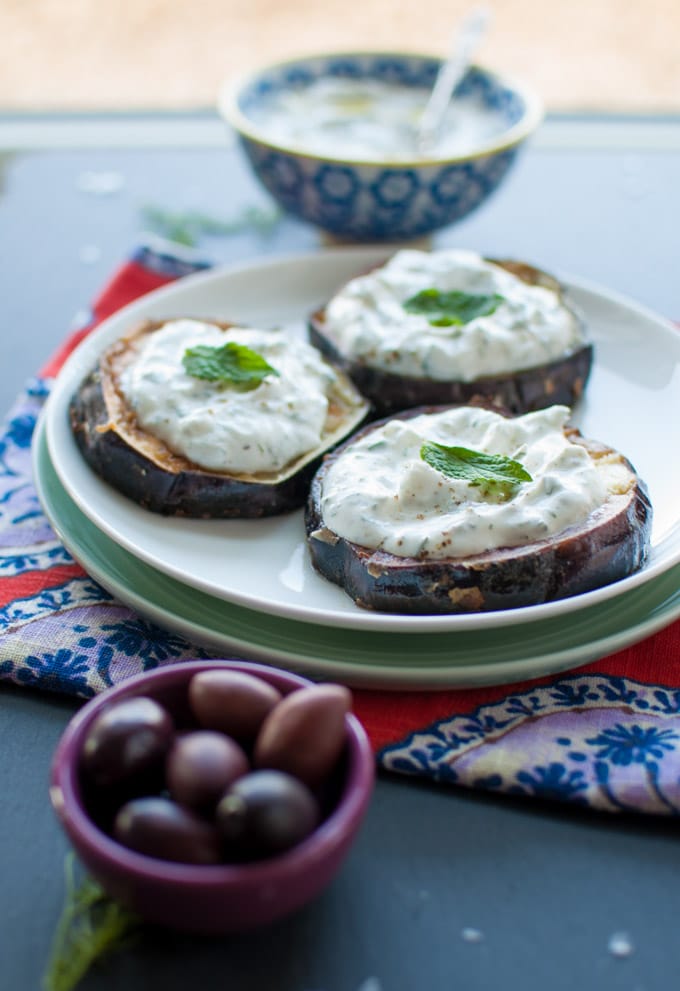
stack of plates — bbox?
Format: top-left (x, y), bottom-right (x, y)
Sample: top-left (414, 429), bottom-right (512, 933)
top-left (34, 249), bottom-right (680, 689)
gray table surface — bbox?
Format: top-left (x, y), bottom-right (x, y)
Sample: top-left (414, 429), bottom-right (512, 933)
top-left (1, 113), bottom-right (679, 991)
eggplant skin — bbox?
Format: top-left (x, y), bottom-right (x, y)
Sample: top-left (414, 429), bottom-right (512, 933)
top-left (69, 321), bottom-right (369, 519)
top-left (307, 330), bottom-right (593, 419)
top-left (305, 407), bottom-right (653, 615)
top-left (309, 259), bottom-right (593, 417)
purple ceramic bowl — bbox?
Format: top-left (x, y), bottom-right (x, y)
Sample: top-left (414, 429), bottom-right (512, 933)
top-left (50, 659), bottom-right (375, 933)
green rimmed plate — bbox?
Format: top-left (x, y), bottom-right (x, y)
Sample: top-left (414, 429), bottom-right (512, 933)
top-left (34, 416), bottom-right (680, 689)
top-left (43, 247), bottom-right (680, 635)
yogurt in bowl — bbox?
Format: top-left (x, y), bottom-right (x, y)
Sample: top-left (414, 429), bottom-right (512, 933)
top-left (245, 75), bottom-right (514, 162)
top-left (219, 51), bottom-right (543, 241)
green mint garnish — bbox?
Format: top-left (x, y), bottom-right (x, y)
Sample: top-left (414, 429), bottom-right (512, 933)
top-left (182, 342), bottom-right (279, 390)
top-left (403, 289), bottom-right (505, 327)
top-left (420, 441), bottom-right (532, 499)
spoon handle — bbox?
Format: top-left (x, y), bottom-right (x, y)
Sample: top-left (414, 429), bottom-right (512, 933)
top-left (417, 6), bottom-right (492, 155)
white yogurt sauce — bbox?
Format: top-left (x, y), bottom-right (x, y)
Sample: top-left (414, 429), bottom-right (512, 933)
top-left (319, 405), bottom-right (608, 558)
top-left (322, 249), bottom-right (584, 381)
top-left (247, 77), bottom-right (510, 161)
top-left (119, 319), bottom-right (339, 474)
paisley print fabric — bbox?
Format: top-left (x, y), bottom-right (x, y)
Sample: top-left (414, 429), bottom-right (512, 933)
top-left (0, 379), bottom-right (212, 698)
top-left (378, 674), bottom-right (680, 813)
top-left (2, 245), bottom-right (679, 815)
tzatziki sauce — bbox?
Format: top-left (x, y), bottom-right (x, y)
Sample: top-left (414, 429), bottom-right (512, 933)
top-left (119, 319), bottom-right (338, 474)
top-left (247, 77), bottom-right (510, 161)
top-left (318, 405), bottom-right (609, 559)
top-left (322, 249), bottom-right (584, 380)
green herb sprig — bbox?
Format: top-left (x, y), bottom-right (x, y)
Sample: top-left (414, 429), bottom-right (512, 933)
top-left (140, 204), bottom-right (282, 247)
top-left (182, 341), bottom-right (279, 390)
top-left (403, 289), bottom-right (504, 327)
top-left (421, 441), bottom-right (532, 499)
top-left (43, 854), bottom-right (140, 991)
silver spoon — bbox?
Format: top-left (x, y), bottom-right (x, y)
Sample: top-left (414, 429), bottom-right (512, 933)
top-left (416, 6), bottom-right (492, 156)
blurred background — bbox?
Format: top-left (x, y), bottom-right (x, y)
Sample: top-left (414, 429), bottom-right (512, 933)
top-left (1, 0), bottom-right (678, 113)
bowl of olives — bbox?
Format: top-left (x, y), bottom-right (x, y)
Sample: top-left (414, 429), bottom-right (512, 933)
top-left (49, 660), bottom-right (375, 932)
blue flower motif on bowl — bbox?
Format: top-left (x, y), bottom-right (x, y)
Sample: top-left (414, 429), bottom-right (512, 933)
top-left (282, 66), bottom-right (315, 88)
top-left (373, 57), bottom-right (416, 85)
top-left (313, 165), bottom-right (360, 205)
top-left (257, 151), bottom-right (304, 203)
top-left (370, 169), bottom-right (420, 210)
top-left (326, 59), bottom-right (364, 80)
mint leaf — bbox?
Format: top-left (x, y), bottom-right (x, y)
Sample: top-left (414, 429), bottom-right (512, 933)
top-left (403, 289), bottom-right (504, 327)
top-left (182, 342), bottom-right (279, 389)
top-left (420, 441), bottom-right (532, 498)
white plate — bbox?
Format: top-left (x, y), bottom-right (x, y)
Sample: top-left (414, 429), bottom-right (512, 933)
top-left (45, 248), bottom-right (680, 634)
top-left (33, 415), bottom-right (680, 689)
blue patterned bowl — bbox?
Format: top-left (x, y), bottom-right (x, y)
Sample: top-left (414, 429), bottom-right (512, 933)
top-left (219, 52), bottom-right (542, 242)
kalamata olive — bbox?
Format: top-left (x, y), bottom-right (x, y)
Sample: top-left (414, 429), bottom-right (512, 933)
top-left (188, 670), bottom-right (282, 739)
top-left (80, 696), bottom-right (174, 789)
top-left (216, 770), bottom-right (320, 858)
top-left (113, 796), bottom-right (222, 864)
top-left (253, 684), bottom-right (351, 786)
top-left (166, 731), bottom-right (249, 810)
